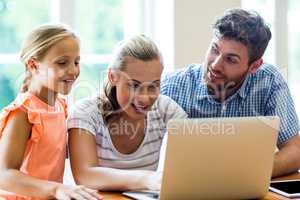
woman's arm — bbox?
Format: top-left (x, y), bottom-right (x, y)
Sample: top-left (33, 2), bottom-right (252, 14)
top-left (0, 109), bottom-right (101, 200)
top-left (69, 128), bottom-right (161, 191)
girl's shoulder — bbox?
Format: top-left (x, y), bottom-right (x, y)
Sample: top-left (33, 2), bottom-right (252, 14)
top-left (3, 92), bottom-right (64, 113)
top-left (0, 92), bottom-right (44, 135)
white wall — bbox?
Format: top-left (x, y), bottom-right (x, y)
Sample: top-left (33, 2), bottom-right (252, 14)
top-left (173, 0), bottom-right (241, 69)
top-left (124, 0), bottom-right (241, 71)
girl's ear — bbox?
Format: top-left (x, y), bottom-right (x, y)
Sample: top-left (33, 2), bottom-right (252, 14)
top-left (26, 58), bottom-right (39, 73)
top-left (108, 68), bottom-right (119, 86)
top-left (249, 58), bottom-right (263, 74)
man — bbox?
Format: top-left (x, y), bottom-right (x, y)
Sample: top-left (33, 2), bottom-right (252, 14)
top-left (161, 8), bottom-right (300, 177)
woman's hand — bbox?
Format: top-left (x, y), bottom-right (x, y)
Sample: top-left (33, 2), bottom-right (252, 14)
top-left (54, 184), bottom-right (103, 200)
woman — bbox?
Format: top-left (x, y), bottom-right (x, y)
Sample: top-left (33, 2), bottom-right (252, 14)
top-left (68, 35), bottom-right (187, 191)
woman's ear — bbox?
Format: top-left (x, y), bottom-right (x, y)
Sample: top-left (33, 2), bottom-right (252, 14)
top-left (249, 58), bottom-right (263, 74)
top-left (108, 68), bottom-right (119, 86)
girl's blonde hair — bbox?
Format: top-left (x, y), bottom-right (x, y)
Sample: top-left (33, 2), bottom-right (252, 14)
top-left (20, 24), bottom-right (78, 92)
top-left (98, 35), bottom-right (163, 124)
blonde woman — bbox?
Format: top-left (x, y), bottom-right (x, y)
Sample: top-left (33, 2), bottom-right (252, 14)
top-left (0, 24), bottom-right (101, 200)
top-left (68, 35), bottom-right (187, 191)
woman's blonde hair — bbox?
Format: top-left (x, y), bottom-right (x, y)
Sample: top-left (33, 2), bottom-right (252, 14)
top-left (98, 34), bottom-right (163, 124)
top-left (20, 24), bottom-right (78, 92)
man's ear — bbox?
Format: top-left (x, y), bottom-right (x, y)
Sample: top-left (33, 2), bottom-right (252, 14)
top-left (249, 58), bottom-right (263, 74)
top-left (26, 58), bottom-right (39, 73)
top-left (108, 68), bottom-right (119, 86)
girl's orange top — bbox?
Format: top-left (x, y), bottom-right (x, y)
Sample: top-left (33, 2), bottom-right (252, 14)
top-left (0, 92), bottom-right (68, 200)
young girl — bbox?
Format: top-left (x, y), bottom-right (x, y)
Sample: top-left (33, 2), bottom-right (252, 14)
top-left (68, 35), bottom-right (187, 191)
top-left (0, 25), bottom-right (101, 200)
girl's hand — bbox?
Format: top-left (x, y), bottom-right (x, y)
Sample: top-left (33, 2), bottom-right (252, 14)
top-left (145, 171), bottom-right (162, 191)
top-left (54, 184), bottom-right (103, 200)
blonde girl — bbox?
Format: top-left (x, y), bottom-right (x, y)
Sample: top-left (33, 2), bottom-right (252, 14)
top-left (0, 24), bottom-right (101, 200)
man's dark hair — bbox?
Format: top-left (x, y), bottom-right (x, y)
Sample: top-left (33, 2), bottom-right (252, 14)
top-left (213, 8), bottom-right (272, 65)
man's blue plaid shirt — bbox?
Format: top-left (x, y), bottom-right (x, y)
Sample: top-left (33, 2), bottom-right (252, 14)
top-left (161, 63), bottom-right (300, 146)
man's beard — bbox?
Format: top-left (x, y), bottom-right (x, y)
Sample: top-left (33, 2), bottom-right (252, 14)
top-left (206, 79), bottom-right (237, 102)
top-left (203, 64), bottom-right (248, 102)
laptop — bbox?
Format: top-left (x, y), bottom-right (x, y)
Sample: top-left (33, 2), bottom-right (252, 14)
top-left (123, 116), bottom-right (279, 200)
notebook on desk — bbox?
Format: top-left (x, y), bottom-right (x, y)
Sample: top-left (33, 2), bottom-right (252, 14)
top-left (123, 116), bottom-right (279, 200)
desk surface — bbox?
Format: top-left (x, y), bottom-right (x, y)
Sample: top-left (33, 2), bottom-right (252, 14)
top-left (100, 172), bottom-right (300, 200)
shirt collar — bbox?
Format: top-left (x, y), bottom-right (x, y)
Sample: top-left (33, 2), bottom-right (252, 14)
top-left (196, 71), bottom-right (214, 101)
top-left (237, 74), bottom-right (251, 99)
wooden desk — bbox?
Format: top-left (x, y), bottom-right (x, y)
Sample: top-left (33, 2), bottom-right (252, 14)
top-left (99, 192), bottom-right (131, 200)
top-left (100, 173), bottom-right (300, 200)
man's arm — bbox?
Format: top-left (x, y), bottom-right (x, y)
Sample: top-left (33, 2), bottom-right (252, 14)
top-left (263, 69), bottom-right (300, 177)
top-left (272, 134), bottom-right (300, 177)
